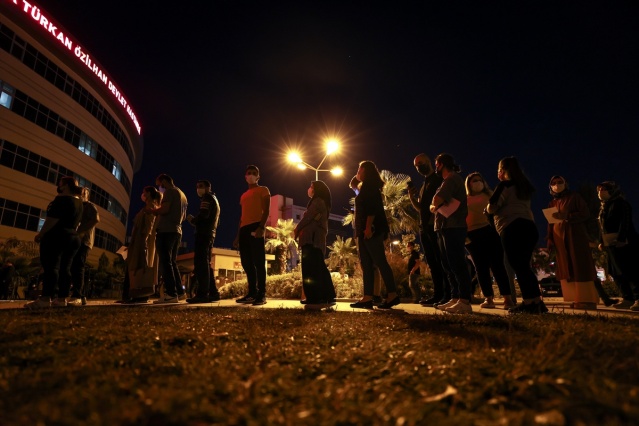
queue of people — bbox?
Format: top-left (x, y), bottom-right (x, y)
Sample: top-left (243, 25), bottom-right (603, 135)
top-left (23, 153), bottom-right (639, 314)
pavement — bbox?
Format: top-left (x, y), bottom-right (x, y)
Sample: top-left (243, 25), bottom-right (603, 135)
top-left (2, 297), bottom-right (639, 318)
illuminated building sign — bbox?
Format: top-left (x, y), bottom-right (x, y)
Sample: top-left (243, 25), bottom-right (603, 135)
top-left (7, 0), bottom-right (142, 135)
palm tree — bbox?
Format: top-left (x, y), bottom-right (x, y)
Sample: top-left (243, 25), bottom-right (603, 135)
top-left (326, 236), bottom-right (358, 275)
top-left (265, 218), bottom-right (298, 274)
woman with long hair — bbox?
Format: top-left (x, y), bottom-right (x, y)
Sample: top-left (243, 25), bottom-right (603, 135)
top-left (350, 161), bottom-right (399, 309)
top-left (464, 172), bottom-right (514, 309)
top-left (294, 180), bottom-right (336, 307)
top-left (486, 157), bottom-right (547, 314)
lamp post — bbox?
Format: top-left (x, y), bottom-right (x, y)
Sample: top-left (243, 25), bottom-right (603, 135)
top-left (287, 139), bottom-right (343, 181)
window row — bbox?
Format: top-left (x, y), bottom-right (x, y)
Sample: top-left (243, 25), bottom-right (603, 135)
top-left (0, 21), bottom-right (135, 164)
top-left (0, 81), bottom-right (131, 194)
top-left (0, 139), bottom-right (128, 225)
top-left (0, 197), bottom-right (122, 254)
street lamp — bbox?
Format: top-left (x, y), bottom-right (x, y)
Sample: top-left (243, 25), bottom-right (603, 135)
top-left (287, 139), bottom-right (343, 181)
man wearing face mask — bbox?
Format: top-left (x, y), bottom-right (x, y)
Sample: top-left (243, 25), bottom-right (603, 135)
top-left (186, 180), bottom-right (221, 304)
top-left (151, 174), bottom-right (188, 304)
top-left (546, 175), bottom-right (598, 309)
top-left (233, 165), bottom-right (271, 305)
top-left (409, 153), bottom-right (449, 306)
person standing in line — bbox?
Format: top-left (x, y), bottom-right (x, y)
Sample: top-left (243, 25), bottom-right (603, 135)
top-left (294, 180), bottom-right (336, 307)
top-left (0, 261), bottom-right (16, 300)
top-left (464, 172), bottom-right (514, 309)
top-left (486, 157), bottom-right (547, 314)
top-left (186, 180), bottom-right (221, 304)
top-left (349, 161), bottom-right (399, 310)
top-left (233, 165), bottom-right (270, 306)
top-left (409, 153), bottom-right (450, 307)
top-left (68, 187), bottom-right (100, 306)
top-left (597, 181), bottom-right (639, 311)
top-left (26, 176), bottom-right (83, 309)
top-left (546, 176), bottom-right (599, 309)
top-left (430, 153), bottom-right (473, 314)
top-left (406, 241), bottom-right (422, 303)
top-left (151, 174), bottom-right (188, 304)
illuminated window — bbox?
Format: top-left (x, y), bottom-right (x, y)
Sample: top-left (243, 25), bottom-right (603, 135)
top-left (78, 134), bottom-right (97, 158)
top-left (0, 81), bottom-right (14, 109)
top-left (112, 161), bottom-right (122, 180)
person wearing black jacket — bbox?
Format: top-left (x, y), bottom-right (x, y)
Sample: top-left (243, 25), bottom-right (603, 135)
top-left (186, 180), bottom-right (221, 304)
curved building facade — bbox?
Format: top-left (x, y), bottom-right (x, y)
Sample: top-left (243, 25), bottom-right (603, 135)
top-left (0, 1), bottom-right (143, 265)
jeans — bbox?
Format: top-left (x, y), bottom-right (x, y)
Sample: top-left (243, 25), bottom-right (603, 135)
top-left (359, 233), bottom-right (396, 296)
top-left (500, 218), bottom-right (540, 300)
top-left (194, 234), bottom-right (214, 297)
top-left (466, 225), bottom-right (512, 298)
top-left (156, 232), bottom-right (183, 297)
top-left (301, 244), bottom-right (336, 303)
top-left (40, 231), bottom-right (81, 299)
top-left (420, 226), bottom-right (449, 300)
top-left (239, 223), bottom-right (267, 297)
top-left (437, 228), bottom-right (472, 301)
top-left (70, 244), bottom-right (90, 298)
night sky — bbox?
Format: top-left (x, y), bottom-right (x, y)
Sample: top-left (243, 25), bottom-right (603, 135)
top-left (30, 0), bottom-right (639, 248)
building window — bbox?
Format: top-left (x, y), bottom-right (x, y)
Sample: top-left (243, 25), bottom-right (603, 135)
top-left (78, 134), bottom-right (97, 159)
top-left (0, 81), bottom-right (14, 109)
top-left (112, 160), bottom-right (122, 180)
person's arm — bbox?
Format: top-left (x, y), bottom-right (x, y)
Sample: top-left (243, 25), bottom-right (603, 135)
top-left (486, 182), bottom-right (507, 214)
top-left (190, 194), bottom-right (213, 225)
top-left (34, 217), bottom-right (59, 242)
top-left (254, 189), bottom-right (271, 238)
top-left (77, 205), bottom-right (100, 236)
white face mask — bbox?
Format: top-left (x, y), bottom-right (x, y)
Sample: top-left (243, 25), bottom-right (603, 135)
top-left (471, 181), bottom-right (484, 193)
top-left (307, 187), bottom-right (314, 198)
top-left (598, 190), bottom-right (610, 201)
top-left (246, 175), bottom-right (258, 185)
top-left (158, 186), bottom-right (165, 194)
top-left (551, 184), bottom-right (565, 193)
top-left (196, 188), bottom-right (205, 197)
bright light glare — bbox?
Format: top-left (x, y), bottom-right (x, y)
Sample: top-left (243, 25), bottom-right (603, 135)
top-left (296, 163), bottom-right (307, 170)
top-left (392, 240), bottom-right (400, 245)
top-left (325, 139), bottom-right (339, 155)
top-left (287, 152), bottom-right (302, 164)
top-left (330, 167), bottom-right (343, 176)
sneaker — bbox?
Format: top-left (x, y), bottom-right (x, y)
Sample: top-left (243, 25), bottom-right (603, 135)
top-left (509, 300), bottom-right (548, 314)
top-left (186, 296), bottom-right (213, 304)
top-left (372, 295), bottom-right (383, 305)
top-left (236, 295), bottom-right (256, 304)
top-left (252, 297), bottom-right (266, 306)
top-left (51, 298), bottom-right (68, 307)
top-left (436, 299), bottom-right (458, 311)
top-left (630, 301), bottom-right (639, 312)
top-left (177, 294), bottom-right (187, 301)
top-left (503, 297), bottom-right (516, 309)
top-left (67, 298), bottom-right (82, 306)
top-left (613, 300), bottom-right (634, 310)
top-left (480, 298), bottom-right (496, 309)
top-left (603, 298), bottom-right (619, 307)
top-left (153, 295), bottom-right (179, 304)
top-left (419, 297), bottom-right (438, 307)
top-left (350, 300), bottom-right (374, 309)
top-left (25, 297), bottom-right (51, 309)
top-left (81, 296), bottom-right (87, 306)
top-left (378, 296), bottom-right (401, 310)
top-left (445, 300), bottom-right (473, 314)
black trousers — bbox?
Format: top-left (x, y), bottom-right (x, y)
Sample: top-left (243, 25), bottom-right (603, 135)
top-left (194, 234), bottom-right (218, 298)
top-left (239, 223), bottom-right (267, 297)
top-left (70, 244), bottom-right (90, 298)
top-left (420, 226), bottom-right (450, 300)
top-left (466, 225), bottom-right (512, 298)
top-left (156, 232), bottom-right (183, 297)
top-left (40, 232), bottom-right (81, 299)
top-left (500, 219), bottom-right (540, 300)
top-left (301, 244), bottom-right (336, 303)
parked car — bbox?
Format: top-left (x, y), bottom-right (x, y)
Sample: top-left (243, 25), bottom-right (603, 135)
top-left (540, 276), bottom-right (562, 297)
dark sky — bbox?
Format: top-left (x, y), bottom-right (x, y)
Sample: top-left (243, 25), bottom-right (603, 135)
top-left (32, 0), bottom-right (639, 248)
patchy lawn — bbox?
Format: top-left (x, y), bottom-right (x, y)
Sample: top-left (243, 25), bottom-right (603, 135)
top-left (0, 306), bottom-right (637, 425)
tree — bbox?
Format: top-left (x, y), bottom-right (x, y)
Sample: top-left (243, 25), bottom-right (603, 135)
top-left (265, 218), bottom-right (297, 275)
top-left (326, 236), bottom-right (359, 275)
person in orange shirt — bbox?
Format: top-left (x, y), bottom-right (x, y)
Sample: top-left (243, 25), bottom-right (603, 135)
top-left (233, 165), bottom-right (271, 306)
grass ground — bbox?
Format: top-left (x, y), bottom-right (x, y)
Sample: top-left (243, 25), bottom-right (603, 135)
top-left (0, 305), bottom-right (637, 425)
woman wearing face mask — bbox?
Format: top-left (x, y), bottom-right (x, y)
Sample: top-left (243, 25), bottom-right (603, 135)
top-left (486, 157), bottom-right (547, 314)
top-left (546, 176), bottom-right (598, 309)
top-left (121, 186), bottom-right (162, 303)
top-left (465, 172), bottom-right (514, 309)
top-left (294, 181), bottom-right (336, 307)
top-left (597, 181), bottom-right (639, 311)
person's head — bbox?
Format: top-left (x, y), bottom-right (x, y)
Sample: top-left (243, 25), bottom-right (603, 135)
top-left (357, 161), bottom-right (384, 189)
top-left (155, 174), bottom-right (174, 189)
top-left (196, 180), bottom-right (211, 197)
top-left (413, 153), bottom-right (433, 176)
top-left (80, 187), bottom-right (90, 202)
top-left (308, 180), bottom-right (332, 210)
top-left (549, 175), bottom-right (568, 197)
top-left (349, 175), bottom-right (362, 195)
top-left (597, 181), bottom-right (621, 201)
top-left (245, 165), bottom-right (260, 185)
top-left (142, 186), bottom-right (161, 205)
top-left (407, 241), bottom-right (416, 249)
top-left (465, 172), bottom-right (492, 196)
top-left (498, 156), bottom-right (535, 200)
top-left (57, 176), bottom-right (79, 195)
top-left (434, 153), bottom-right (461, 176)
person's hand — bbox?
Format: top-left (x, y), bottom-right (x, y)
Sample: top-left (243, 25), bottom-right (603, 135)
top-left (552, 211), bottom-right (567, 220)
top-left (429, 204), bottom-right (437, 213)
top-left (598, 243), bottom-right (603, 251)
top-left (364, 228), bottom-right (373, 239)
top-left (254, 227), bottom-right (264, 238)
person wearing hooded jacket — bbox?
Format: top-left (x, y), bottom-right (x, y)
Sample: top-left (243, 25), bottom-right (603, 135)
top-left (546, 176), bottom-right (598, 309)
top-left (597, 181), bottom-right (639, 311)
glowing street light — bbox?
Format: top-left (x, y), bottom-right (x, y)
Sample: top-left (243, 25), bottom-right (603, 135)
top-left (287, 139), bottom-right (343, 181)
